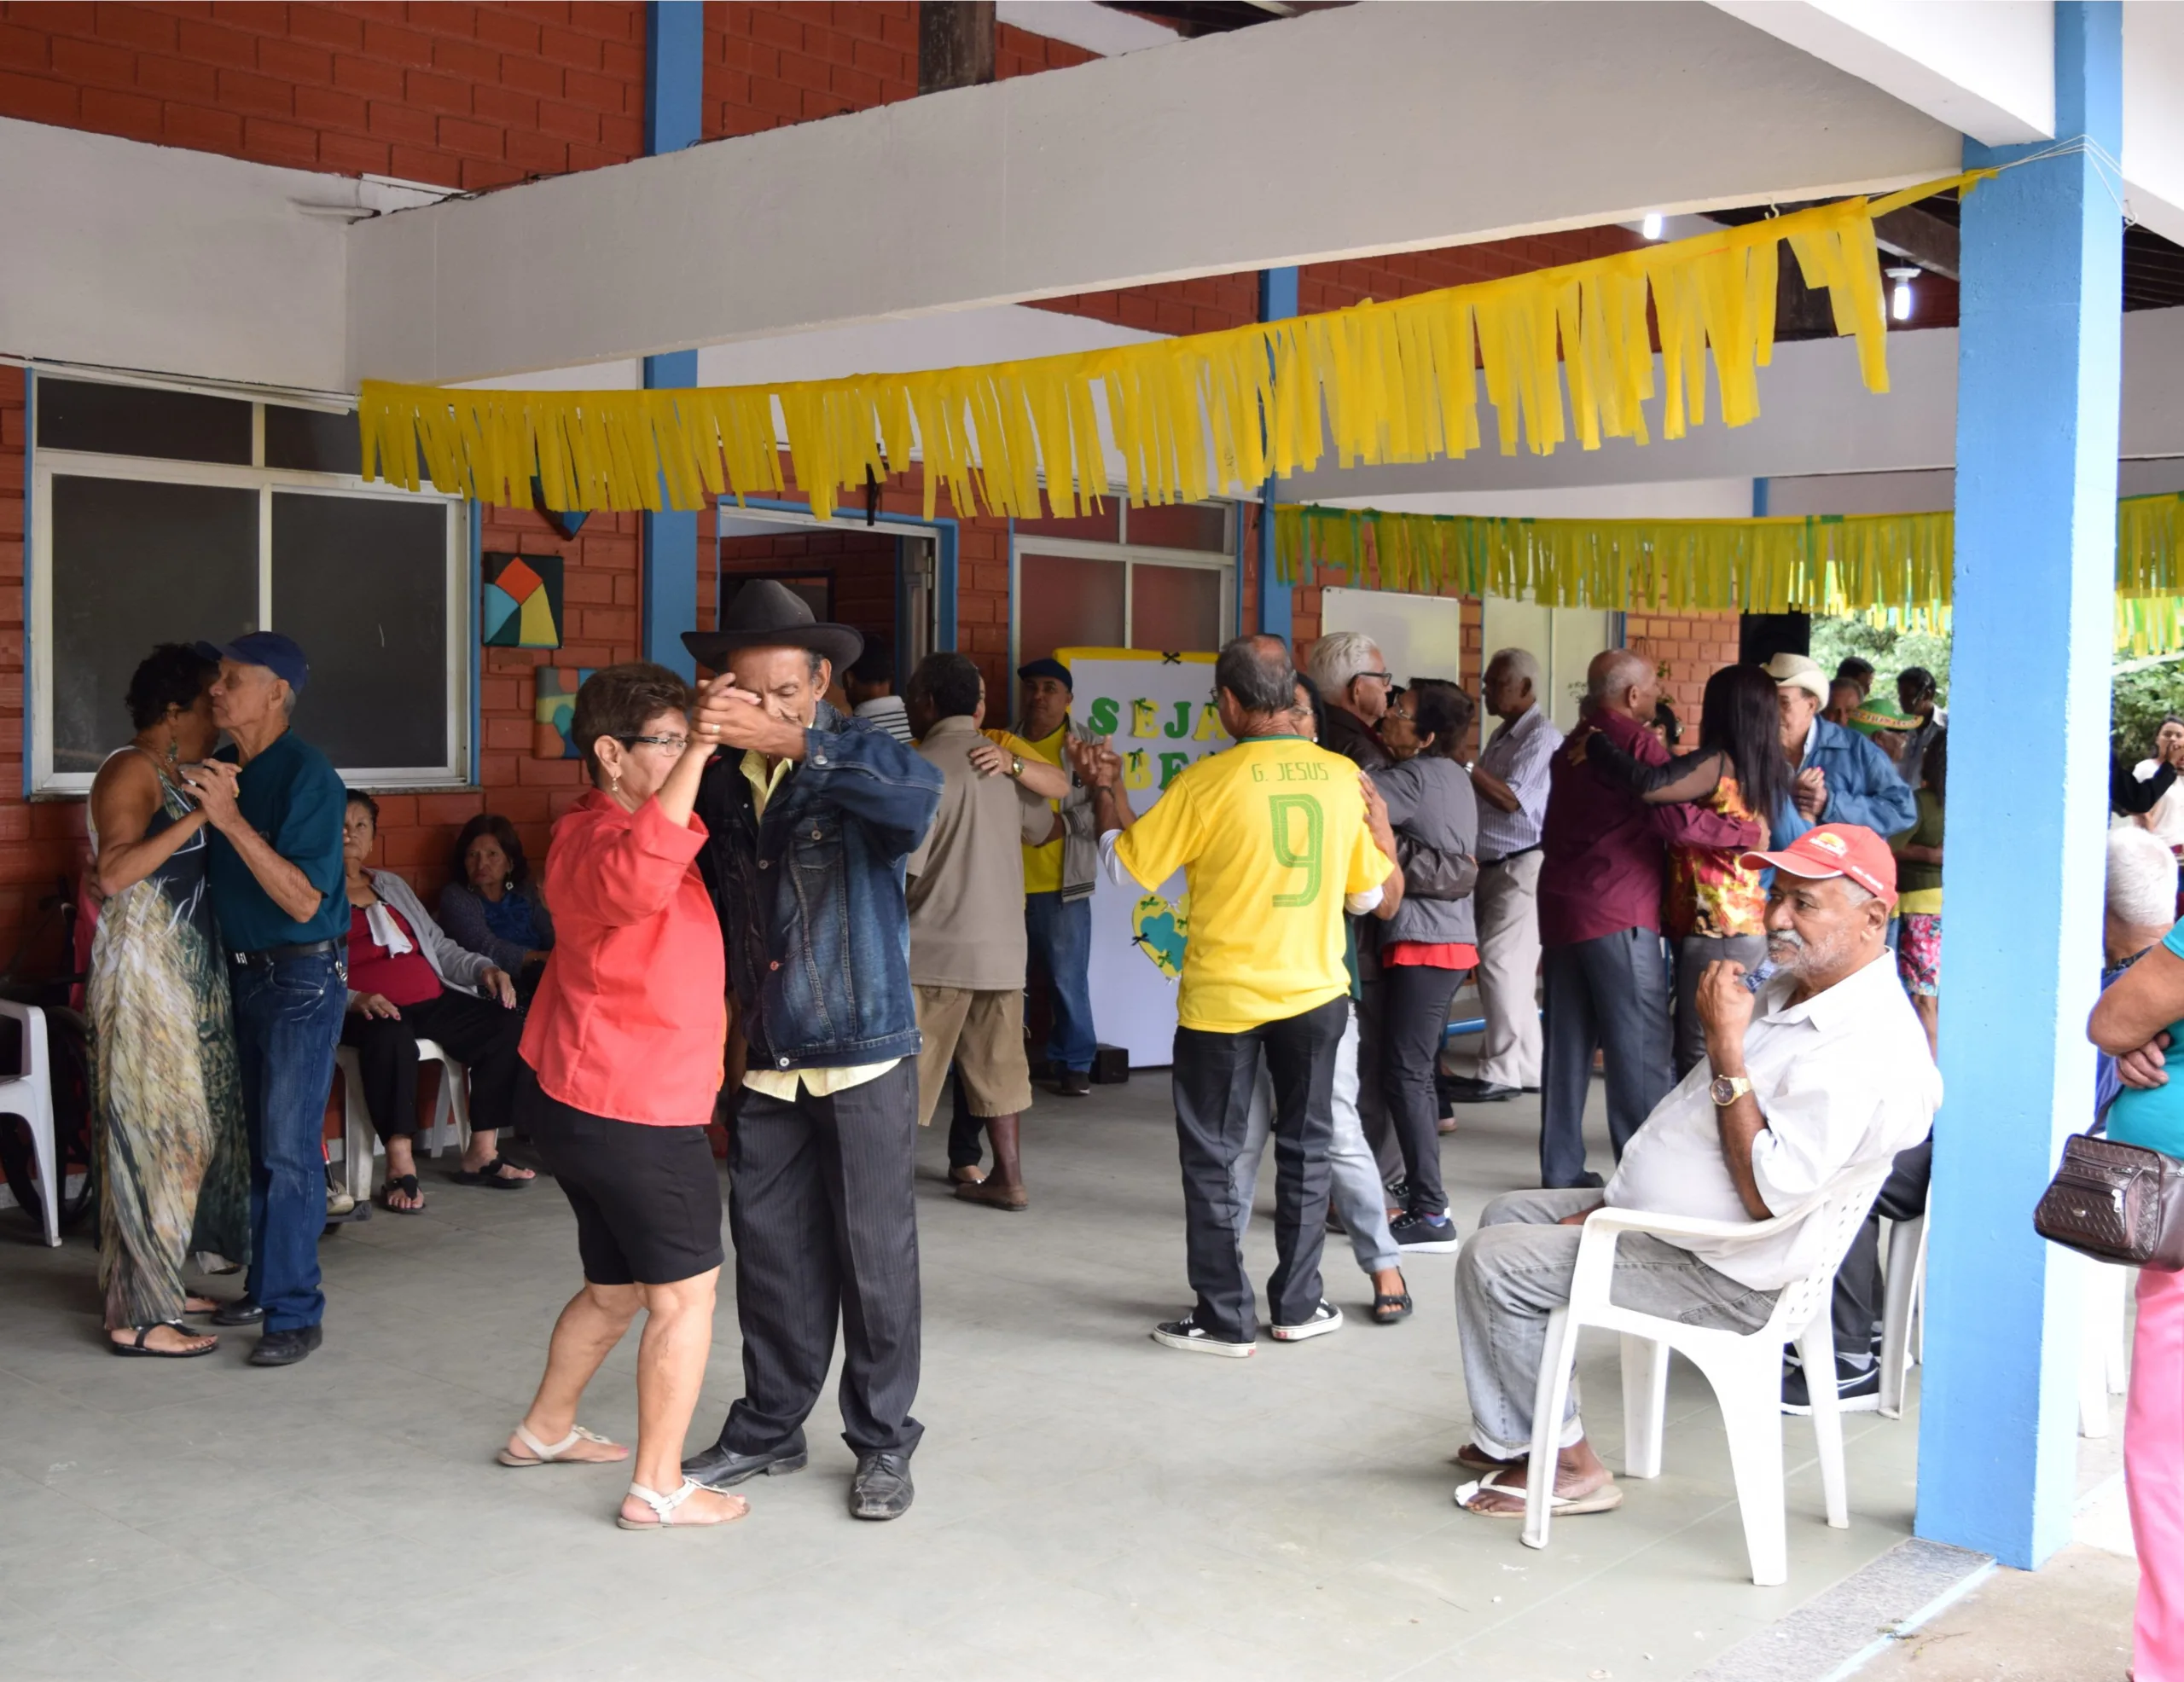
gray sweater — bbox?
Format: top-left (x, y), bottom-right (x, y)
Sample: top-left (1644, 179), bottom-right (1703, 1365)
top-left (1375, 756), bottom-right (1478, 948)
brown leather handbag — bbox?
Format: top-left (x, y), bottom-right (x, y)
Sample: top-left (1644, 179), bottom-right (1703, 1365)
top-left (2035, 1132), bottom-right (2184, 1271)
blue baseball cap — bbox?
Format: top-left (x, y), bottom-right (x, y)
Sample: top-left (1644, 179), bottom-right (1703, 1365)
top-left (1016, 657), bottom-right (1072, 691)
top-left (195, 631), bottom-right (309, 695)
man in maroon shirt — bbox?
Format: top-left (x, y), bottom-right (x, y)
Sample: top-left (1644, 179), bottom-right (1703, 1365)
top-left (1536, 651), bottom-right (1763, 1187)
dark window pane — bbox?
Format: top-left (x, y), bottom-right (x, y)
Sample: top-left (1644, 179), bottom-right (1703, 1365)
top-left (49, 476), bottom-right (259, 776)
top-left (1130, 563), bottom-right (1223, 652)
top-left (264, 406), bottom-right (362, 476)
top-left (37, 378), bottom-right (252, 465)
top-left (1018, 551), bottom-right (1124, 668)
top-left (271, 492), bottom-right (450, 771)
top-left (1127, 502), bottom-right (1229, 552)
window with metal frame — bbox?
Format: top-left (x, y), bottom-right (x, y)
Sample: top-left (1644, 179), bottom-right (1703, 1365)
top-left (29, 375), bottom-right (469, 795)
top-left (1013, 502), bottom-right (1234, 673)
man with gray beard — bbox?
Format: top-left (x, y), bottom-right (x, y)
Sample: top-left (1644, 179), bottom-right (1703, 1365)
top-left (1449, 823), bottom-right (1937, 1520)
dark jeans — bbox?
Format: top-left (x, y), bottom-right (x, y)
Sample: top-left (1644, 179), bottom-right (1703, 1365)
top-left (1540, 929), bottom-right (1674, 1188)
top-left (1170, 995), bottom-right (1347, 1343)
top-left (231, 950), bottom-right (346, 1334)
top-left (1353, 956), bottom-right (1402, 1186)
top-left (1025, 891), bottom-right (1095, 1073)
top-left (1832, 1134), bottom-right (1933, 1372)
top-left (340, 989), bottom-right (523, 1142)
top-left (1380, 961), bottom-right (1467, 1216)
top-left (716, 1061), bottom-right (924, 1459)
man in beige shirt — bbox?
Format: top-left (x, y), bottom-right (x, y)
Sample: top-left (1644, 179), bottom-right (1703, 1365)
top-left (904, 653), bottom-right (1061, 1210)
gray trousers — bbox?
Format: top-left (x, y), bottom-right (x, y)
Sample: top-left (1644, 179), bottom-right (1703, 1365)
top-left (1673, 933), bottom-right (1769, 1077)
top-left (1539, 928), bottom-right (1675, 1186)
top-left (1475, 851), bottom-right (1545, 1089)
top-left (1454, 1188), bottom-right (1779, 1459)
top-left (1233, 1006), bottom-right (1400, 1274)
top-left (1353, 954), bottom-right (1403, 1186)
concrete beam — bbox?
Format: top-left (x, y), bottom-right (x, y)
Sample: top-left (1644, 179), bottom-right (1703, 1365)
top-left (346, 1), bottom-right (1960, 385)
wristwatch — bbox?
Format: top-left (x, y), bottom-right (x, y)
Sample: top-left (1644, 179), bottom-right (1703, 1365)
top-left (1008, 756), bottom-right (1025, 780)
top-left (1709, 1074), bottom-right (1753, 1107)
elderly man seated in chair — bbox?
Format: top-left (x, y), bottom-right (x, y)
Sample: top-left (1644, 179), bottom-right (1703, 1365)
top-left (1451, 824), bottom-right (1940, 1518)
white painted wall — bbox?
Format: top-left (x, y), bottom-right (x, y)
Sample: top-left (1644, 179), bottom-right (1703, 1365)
top-left (2125, 2), bottom-right (2184, 247)
top-left (995, 1), bottom-right (1176, 56)
top-left (345, 2), bottom-right (1960, 385)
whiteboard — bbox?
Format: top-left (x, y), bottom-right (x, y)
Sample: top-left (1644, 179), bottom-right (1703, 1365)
top-left (1320, 588), bottom-right (1464, 687)
top-left (1478, 599), bottom-right (1615, 734)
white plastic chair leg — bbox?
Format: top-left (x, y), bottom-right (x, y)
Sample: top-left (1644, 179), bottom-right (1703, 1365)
top-left (1522, 1306), bottom-right (1582, 1552)
top-left (339, 1050), bottom-right (376, 1205)
top-left (1718, 1361), bottom-right (1791, 1586)
top-left (1795, 1313), bottom-right (1850, 1529)
top-left (1879, 1215), bottom-right (1926, 1420)
top-left (1620, 1335), bottom-right (1669, 1479)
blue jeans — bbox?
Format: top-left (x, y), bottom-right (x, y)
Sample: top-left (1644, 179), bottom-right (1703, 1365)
top-left (231, 951), bottom-right (345, 1332)
top-left (1025, 891), bottom-right (1095, 1074)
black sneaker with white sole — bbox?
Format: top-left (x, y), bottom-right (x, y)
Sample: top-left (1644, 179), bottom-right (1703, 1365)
top-left (1389, 1211), bottom-right (1462, 1253)
top-left (1270, 1300), bottom-right (1343, 1343)
top-left (1151, 1313), bottom-right (1255, 1357)
top-left (1780, 1355), bottom-right (1882, 1414)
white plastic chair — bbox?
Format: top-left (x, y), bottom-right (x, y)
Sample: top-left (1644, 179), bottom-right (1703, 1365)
top-left (1877, 1213), bottom-right (1926, 1419)
top-left (0, 998), bottom-right (59, 1246)
top-left (2078, 1255), bottom-right (2133, 1439)
top-left (334, 1038), bottom-right (471, 1204)
top-left (1521, 1158), bottom-right (1894, 1586)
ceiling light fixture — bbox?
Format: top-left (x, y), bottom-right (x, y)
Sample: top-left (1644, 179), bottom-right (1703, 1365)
top-left (1887, 265), bottom-right (1920, 322)
top-left (1641, 213), bottom-right (1664, 241)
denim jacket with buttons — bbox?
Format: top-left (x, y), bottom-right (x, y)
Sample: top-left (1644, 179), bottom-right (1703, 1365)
top-left (694, 702), bottom-right (944, 1074)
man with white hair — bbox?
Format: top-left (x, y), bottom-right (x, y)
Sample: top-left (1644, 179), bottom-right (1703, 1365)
top-left (1449, 647), bottom-right (1563, 1104)
top-left (1453, 823), bottom-right (1938, 1517)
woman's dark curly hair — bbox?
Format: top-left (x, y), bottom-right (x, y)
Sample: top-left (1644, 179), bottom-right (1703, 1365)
top-left (572, 662), bottom-right (691, 784)
top-left (451, 813), bottom-right (531, 890)
top-left (125, 643), bottom-right (218, 731)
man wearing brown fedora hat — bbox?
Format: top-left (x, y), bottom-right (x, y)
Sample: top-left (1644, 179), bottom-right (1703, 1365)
top-left (677, 580), bottom-right (944, 1522)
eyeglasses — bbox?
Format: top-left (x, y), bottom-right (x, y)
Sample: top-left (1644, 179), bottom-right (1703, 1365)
top-left (618, 734), bottom-right (690, 751)
top-left (1356, 671), bottom-right (1392, 685)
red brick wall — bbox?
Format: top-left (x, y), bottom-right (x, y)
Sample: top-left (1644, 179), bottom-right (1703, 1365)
top-left (0, 1), bottom-right (646, 189)
top-left (716, 528), bottom-right (897, 654)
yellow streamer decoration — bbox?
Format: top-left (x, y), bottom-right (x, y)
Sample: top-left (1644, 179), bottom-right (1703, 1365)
top-left (355, 174), bottom-right (1989, 523)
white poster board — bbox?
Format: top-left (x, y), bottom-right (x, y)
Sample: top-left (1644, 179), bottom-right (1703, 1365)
top-left (1321, 588), bottom-right (1465, 687)
top-left (1058, 647), bottom-right (1230, 1069)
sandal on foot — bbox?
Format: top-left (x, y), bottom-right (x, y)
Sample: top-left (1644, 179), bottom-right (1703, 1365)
top-left (378, 1174), bottom-right (425, 1215)
top-left (452, 1157), bottom-right (530, 1188)
top-left (947, 1164), bottom-right (985, 1186)
top-left (110, 1322), bottom-right (217, 1359)
top-left (1451, 1442), bottom-right (1525, 1475)
top-left (498, 1423), bottom-right (625, 1467)
top-left (1455, 1467), bottom-right (1621, 1518)
top-left (1371, 1290), bottom-right (1414, 1325)
top-left (954, 1177), bottom-right (1028, 1211)
top-left (617, 1477), bottom-right (746, 1531)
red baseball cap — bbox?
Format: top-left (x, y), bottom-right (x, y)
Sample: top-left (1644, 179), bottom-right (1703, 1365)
top-left (1740, 823), bottom-right (1897, 903)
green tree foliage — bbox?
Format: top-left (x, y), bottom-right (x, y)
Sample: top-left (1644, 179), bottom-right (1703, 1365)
top-left (2112, 660), bottom-right (2184, 763)
top-left (1808, 616), bottom-right (1952, 704)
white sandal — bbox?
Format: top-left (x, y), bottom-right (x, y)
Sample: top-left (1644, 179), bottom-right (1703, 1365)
top-left (497, 1423), bottom-right (623, 1467)
top-left (617, 1477), bottom-right (741, 1531)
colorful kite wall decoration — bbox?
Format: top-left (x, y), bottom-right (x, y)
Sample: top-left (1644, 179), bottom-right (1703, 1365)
top-left (483, 552), bottom-right (565, 648)
top-left (533, 666), bottom-right (595, 758)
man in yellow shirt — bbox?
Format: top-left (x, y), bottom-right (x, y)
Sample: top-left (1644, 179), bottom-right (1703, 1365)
top-left (1004, 658), bottom-right (1101, 1096)
top-left (1077, 636), bottom-right (1405, 1356)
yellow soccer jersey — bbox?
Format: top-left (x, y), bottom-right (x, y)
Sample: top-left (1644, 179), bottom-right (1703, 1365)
top-left (990, 722), bottom-right (1069, 894)
top-left (1112, 736), bottom-right (1392, 1033)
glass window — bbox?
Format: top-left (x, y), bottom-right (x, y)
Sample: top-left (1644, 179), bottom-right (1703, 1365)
top-left (1130, 563), bottom-right (1223, 652)
top-left (35, 378), bottom-right (252, 465)
top-left (1019, 551), bottom-right (1124, 664)
top-left (264, 405), bottom-right (363, 476)
top-left (1126, 502), bottom-right (1229, 552)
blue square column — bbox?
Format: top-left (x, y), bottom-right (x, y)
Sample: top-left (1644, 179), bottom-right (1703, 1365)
top-left (1258, 266), bottom-right (1298, 641)
top-left (1916, 0), bottom-right (2123, 1569)
top-left (641, 0), bottom-right (703, 682)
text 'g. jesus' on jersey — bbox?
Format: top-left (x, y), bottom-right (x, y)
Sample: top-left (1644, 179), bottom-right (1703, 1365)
top-left (1112, 736), bottom-right (1392, 1034)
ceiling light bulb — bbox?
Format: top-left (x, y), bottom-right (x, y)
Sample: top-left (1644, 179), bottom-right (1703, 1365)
top-left (1886, 265), bottom-right (1920, 322)
top-left (1641, 213), bottom-right (1664, 241)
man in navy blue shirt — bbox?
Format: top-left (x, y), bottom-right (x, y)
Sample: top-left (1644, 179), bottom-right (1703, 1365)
top-left (181, 633), bottom-right (347, 1367)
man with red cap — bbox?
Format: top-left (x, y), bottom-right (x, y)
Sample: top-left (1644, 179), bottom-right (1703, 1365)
top-left (1449, 824), bottom-right (1939, 1519)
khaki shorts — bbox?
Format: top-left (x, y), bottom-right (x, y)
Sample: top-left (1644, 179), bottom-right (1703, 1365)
top-left (913, 985), bottom-right (1034, 1128)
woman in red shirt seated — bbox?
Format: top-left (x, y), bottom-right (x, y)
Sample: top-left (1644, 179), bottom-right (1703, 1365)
top-left (340, 792), bottom-right (529, 1214)
top-left (498, 662), bottom-right (749, 1533)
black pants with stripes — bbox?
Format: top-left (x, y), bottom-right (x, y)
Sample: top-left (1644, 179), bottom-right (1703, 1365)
top-left (712, 1060), bottom-right (924, 1459)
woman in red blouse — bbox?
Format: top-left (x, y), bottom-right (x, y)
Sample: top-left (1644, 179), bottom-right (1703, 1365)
top-left (500, 662), bottom-right (748, 1532)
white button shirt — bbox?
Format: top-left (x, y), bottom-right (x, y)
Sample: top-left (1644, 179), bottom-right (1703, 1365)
top-left (1604, 949), bottom-right (1940, 1292)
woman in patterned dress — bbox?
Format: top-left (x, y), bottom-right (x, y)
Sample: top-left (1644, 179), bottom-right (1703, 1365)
top-left (86, 644), bottom-right (248, 1357)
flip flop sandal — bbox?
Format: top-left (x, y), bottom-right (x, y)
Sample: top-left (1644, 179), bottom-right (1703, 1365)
top-left (947, 1164), bottom-right (986, 1186)
top-left (1451, 1442), bottom-right (1525, 1475)
top-left (451, 1157), bottom-right (529, 1189)
top-left (378, 1174), bottom-right (426, 1215)
top-left (1455, 1467), bottom-right (1622, 1518)
top-left (110, 1322), bottom-right (217, 1359)
top-left (617, 1477), bottom-right (746, 1531)
top-left (498, 1423), bottom-right (624, 1467)
top-left (1371, 1290), bottom-right (1414, 1325)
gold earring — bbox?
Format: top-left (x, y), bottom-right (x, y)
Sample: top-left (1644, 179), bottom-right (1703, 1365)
top-left (610, 772), bottom-right (621, 794)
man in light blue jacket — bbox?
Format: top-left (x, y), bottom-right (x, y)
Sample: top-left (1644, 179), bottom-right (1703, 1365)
top-left (1764, 653), bottom-right (1918, 845)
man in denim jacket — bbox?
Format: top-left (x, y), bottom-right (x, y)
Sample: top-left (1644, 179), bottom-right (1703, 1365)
top-left (677, 583), bottom-right (943, 1522)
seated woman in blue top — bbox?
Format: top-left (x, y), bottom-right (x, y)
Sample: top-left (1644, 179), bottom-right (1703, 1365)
top-left (439, 815), bottom-right (555, 1000)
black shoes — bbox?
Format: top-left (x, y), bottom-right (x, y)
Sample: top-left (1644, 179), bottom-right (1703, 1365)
top-left (681, 1439), bottom-right (810, 1490)
top-left (1054, 1069), bottom-right (1092, 1097)
top-left (1781, 1354), bottom-right (1883, 1415)
top-left (1151, 1312), bottom-right (1255, 1357)
top-left (1389, 1211), bottom-right (1462, 1254)
top-left (849, 1451), bottom-right (915, 1520)
top-left (249, 1324), bottom-right (322, 1366)
top-left (212, 1299), bottom-right (264, 1326)
top-left (1442, 1076), bottom-right (1523, 1105)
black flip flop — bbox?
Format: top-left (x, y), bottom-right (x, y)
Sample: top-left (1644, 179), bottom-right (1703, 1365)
top-left (1371, 1290), bottom-right (1414, 1325)
top-left (379, 1173), bottom-right (426, 1215)
top-left (111, 1322), bottom-right (217, 1359)
top-left (450, 1157), bottom-right (528, 1190)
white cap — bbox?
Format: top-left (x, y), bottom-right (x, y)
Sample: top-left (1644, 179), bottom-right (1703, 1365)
top-left (1763, 652), bottom-right (1830, 704)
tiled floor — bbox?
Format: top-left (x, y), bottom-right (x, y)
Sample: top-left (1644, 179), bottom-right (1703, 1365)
top-left (0, 1074), bottom-right (1928, 1682)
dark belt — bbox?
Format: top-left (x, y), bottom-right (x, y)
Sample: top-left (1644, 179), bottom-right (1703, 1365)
top-left (231, 938), bottom-right (346, 969)
top-left (1481, 844), bottom-right (1542, 867)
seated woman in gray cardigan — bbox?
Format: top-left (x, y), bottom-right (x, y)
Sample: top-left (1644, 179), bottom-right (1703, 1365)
top-left (341, 793), bottom-right (530, 1212)
top-left (438, 814), bottom-right (555, 1000)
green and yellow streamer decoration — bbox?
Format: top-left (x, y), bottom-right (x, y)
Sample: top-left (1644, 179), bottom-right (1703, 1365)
top-left (356, 173), bottom-right (1988, 525)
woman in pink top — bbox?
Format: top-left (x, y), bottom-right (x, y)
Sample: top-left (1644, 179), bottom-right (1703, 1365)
top-left (499, 662), bottom-right (748, 1533)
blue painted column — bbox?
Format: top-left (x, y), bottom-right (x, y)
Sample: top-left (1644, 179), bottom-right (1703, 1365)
top-left (1917, 1), bottom-right (2123, 1569)
top-left (1258, 267), bottom-right (1298, 640)
top-left (641, 0), bottom-right (703, 680)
